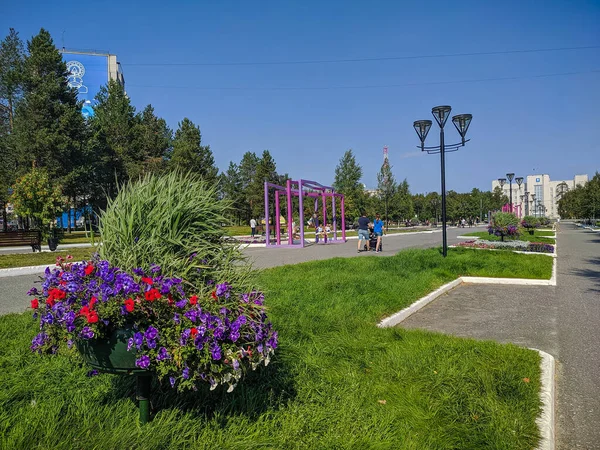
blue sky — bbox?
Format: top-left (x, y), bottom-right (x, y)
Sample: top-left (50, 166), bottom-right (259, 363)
top-left (4, 0), bottom-right (599, 193)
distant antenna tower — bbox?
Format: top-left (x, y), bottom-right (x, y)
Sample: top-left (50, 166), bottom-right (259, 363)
top-left (383, 146), bottom-right (389, 166)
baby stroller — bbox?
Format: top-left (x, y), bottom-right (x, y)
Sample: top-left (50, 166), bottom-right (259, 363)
top-left (363, 226), bottom-right (382, 252)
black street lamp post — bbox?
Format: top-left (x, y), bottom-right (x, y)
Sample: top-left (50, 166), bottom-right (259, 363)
top-left (414, 106), bottom-right (472, 257)
top-left (531, 193), bottom-right (537, 217)
top-left (506, 173), bottom-right (515, 212)
top-left (523, 191), bottom-right (530, 215)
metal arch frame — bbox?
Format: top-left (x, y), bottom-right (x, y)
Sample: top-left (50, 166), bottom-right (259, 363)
top-left (263, 179), bottom-right (347, 248)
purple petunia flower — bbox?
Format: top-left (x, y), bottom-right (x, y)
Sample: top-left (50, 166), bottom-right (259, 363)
top-left (169, 376), bottom-right (176, 387)
top-left (210, 342), bottom-right (222, 360)
top-left (146, 339), bottom-right (157, 349)
top-left (127, 338), bottom-right (134, 351)
top-left (150, 264), bottom-right (161, 274)
top-left (184, 309), bottom-right (198, 323)
top-left (80, 327), bottom-right (94, 339)
top-left (132, 267), bottom-right (145, 276)
top-left (188, 253), bottom-right (197, 261)
top-left (135, 355), bottom-right (150, 369)
top-left (67, 339), bottom-right (73, 349)
top-left (215, 282), bottom-right (231, 298)
top-left (173, 313), bottom-right (181, 324)
top-left (134, 332), bottom-right (144, 349)
top-left (182, 366), bottom-right (190, 379)
top-left (27, 287), bottom-right (40, 296)
top-left (145, 326), bottom-right (158, 340)
top-left (179, 329), bottom-right (191, 346)
top-left (156, 347), bottom-right (170, 361)
top-left (175, 299), bottom-right (187, 308)
top-left (87, 369), bottom-right (99, 377)
top-left (30, 332), bottom-right (48, 351)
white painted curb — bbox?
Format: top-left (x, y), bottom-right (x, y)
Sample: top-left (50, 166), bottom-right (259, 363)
top-left (531, 348), bottom-right (556, 450)
top-left (377, 278), bottom-right (463, 328)
top-left (0, 264), bottom-right (54, 278)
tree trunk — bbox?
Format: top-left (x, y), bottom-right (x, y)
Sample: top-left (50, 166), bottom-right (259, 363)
top-left (1, 202), bottom-right (6, 231)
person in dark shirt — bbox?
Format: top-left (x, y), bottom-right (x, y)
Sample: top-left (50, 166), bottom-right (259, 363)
top-left (357, 212), bottom-right (370, 252)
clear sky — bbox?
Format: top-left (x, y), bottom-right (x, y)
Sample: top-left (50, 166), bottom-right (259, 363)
top-left (3, 0), bottom-right (599, 193)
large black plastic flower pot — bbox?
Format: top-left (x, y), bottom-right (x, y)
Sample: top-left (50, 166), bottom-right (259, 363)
top-left (76, 327), bottom-right (152, 424)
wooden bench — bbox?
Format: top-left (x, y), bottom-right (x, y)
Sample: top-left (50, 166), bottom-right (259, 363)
top-left (0, 230), bottom-right (42, 252)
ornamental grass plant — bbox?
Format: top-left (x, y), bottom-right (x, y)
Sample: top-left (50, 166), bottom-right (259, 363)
top-left (99, 171), bottom-right (254, 293)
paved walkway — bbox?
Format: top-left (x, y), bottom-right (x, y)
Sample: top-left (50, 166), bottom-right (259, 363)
top-left (401, 224), bottom-right (600, 449)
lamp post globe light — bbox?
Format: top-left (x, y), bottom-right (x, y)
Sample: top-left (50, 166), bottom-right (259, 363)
top-left (413, 106), bottom-right (472, 257)
top-left (506, 173), bottom-right (514, 213)
top-left (515, 177), bottom-right (524, 216)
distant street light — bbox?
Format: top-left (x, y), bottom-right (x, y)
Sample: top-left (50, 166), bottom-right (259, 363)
top-left (413, 106), bottom-right (472, 257)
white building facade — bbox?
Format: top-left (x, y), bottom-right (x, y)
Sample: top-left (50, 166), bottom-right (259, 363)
top-left (491, 174), bottom-right (588, 219)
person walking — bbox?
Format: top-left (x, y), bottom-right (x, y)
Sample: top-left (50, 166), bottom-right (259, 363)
top-left (250, 218), bottom-right (257, 237)
top-left (357, 212), bottom-right (370, 252)
top-left (373, 214), bottom-right (385, 252)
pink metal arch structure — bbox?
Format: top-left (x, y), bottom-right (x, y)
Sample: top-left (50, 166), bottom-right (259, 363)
top-left (502, 203), bottom-right (522, 218)
top-left (264, 179), bottom-right (346, 248)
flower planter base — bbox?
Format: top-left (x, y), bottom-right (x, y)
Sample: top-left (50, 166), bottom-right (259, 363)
top-left (77, 328), bottom-right (153, 424)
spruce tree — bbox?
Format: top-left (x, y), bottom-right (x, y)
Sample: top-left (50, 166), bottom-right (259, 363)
top-left (13, 28), bottom-right (86, 179)
top-left (170, 118), bottom-right (218, 182)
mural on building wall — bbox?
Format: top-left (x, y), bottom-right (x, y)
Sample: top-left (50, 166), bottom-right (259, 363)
top-left (63, 53), bottom-right (108, 118)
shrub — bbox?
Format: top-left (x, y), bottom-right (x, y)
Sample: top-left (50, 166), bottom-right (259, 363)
top-left (488, 212), bottom-right (520, 241)
top-left (521, 215), bottom-right (540, 229)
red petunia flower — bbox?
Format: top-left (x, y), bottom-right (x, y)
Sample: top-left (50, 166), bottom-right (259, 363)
top-left (190, 327), bottom-right (198, 337)
top-left (84, 264), bottom-right (94, 276)
top-left (189, 295), bottom-right (198, 305)
top-left (144, 288), bottom-right (161, 301)
top-left (167, 293), bottom-right (174, 306)
top-left (89, 296), bottom-right (98, 309)
top-left (31, 299), bottom-right (39, 309)
top-left (211, 291), bottom-right (217, 300)
top-left (141, 277), bottom-right (154, 285)
top-left (79, 306), bottom-right (90, 316)
top-left (124, 298), bottom-right (135, 312)
top-left (87, 311), bottom-right (99, 323)
top-left (46, 297), bottom-right (55, 308)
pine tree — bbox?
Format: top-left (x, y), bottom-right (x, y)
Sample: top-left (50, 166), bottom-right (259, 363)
top-left (220, 161), bottom-right (245, 224)
top-left (90, 79), bottom-right (143, 180)
top-left (170, 118), bottom-right (218, 182)
top-left (133, 104), bottom-right (172, 173)
top-left (238, 151), bottom-right (259, 222)
top-left (376, 159), bottom-right (396, 224)
top-left (251, 150), bottom-right (278, 220)
top-left (0, 28), bottom-right (25, 230)
top-left (13, 28), bottom-right (86, 180)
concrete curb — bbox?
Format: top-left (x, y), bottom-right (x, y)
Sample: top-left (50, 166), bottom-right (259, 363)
top-left (377, 279), bottom-right (463, 328)
top-left (531, 348), bottom-right (556, 450)
top-left (0, 264), bottom-right (54, 278)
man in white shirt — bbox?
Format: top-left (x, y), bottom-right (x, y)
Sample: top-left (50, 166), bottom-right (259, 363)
top-left (250, 218), bottom-right (257, 237)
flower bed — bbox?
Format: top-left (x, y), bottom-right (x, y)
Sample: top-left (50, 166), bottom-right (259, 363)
top-left (28, 256), bottom-right (278, 392)
top-left (457, 239), bottom-right (554, 253)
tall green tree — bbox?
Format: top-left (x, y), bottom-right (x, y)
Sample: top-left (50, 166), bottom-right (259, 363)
top-left (376, 160), bottom-right (396, 223)
top-left (133, 104), bottom-right (172, 173)
top-left (237, 151), bottom-right (259, 222)
top-left (0, 28), bottom-right (25, 230)
top-left (220, 161), bottom-right (245, 224)
top-left (13, 28), bottom-right (86, 179)
top-left (0, 28), bottom-right (24, 132)
top-left (392, 178), bottom-right (414, 221)
top-left (333, 149), bottom-right (364, 219)
top-left (170, 118), bottom-right (218, 182)
top-left (90, 79), bottom-right (143, 179)
top-left (251, 150), bottom-right (278, 220)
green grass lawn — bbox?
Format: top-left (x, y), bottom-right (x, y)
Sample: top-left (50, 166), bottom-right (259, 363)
top-left (59, 231), bottom-right (100, 244)
top-left (0, 247), bottom-right (96, 269)
top-left (461, 230), bottom-right (555, 244)
top-left (0, 248), bottom-right (549, 448)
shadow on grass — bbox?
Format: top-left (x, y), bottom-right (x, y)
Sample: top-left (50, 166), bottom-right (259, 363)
top-left (100, 353), bottom-right (297, 421)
